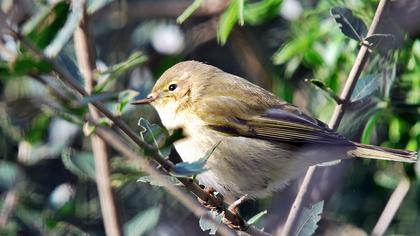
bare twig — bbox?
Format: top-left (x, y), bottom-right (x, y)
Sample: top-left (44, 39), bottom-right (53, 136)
top-left (73, 4), bottom-right (122, 236)
top-left (0, 189), bottom-right (18, 227)
top-left (7, 25), bottom-right (270, 236)
top-left (371, 178), bottom-right (410, 236)
top-left (281, 1), bottom-right (389, 235)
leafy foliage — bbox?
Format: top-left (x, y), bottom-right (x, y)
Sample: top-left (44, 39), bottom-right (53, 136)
top-left (295, 201), bottom-right (324, 236)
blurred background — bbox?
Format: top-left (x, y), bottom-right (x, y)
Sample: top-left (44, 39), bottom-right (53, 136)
top-left (1, 0), bottom-right (420, 235)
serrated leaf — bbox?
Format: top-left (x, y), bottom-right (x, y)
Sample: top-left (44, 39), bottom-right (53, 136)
top-left (138, 118), bottom-right (167, 153)
top-left (170, 142), bottom-right (220, 177)
top-left (218, 0), bottom-right (240, 45)
top-left (351, 74), bottom-right (380, 102)
top-left (23, 1), bottom-right (70, 49)
top-left (137, 175), bottom-right (181, 187)
top-left (61, 150), bottom-right (96, 180)
top-left (199, 210), bottom-right (223, 235)
top-left (176, 0), bottom-right (203, 24)
top-left (124, 206), bottom-right (161, 236)
top-left (330, 7), bottom-right (367, 42)
top-left (248, 210), bottom-right (267, 225)
top-left (44, 0), bottom-right (85, 57)
top-left (295, 200), bottom-right (324, 236)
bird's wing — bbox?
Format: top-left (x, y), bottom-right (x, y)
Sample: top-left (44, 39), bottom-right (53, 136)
top-left (194, 96), bottom-right (351, 145)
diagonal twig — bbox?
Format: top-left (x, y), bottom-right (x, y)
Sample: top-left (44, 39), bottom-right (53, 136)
top-left (371, 178), bottom-right (410, 236)
top-left (281, 1), bottom-right (389, 235)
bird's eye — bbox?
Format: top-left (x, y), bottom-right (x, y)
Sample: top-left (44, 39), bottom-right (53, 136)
top-left (168, 84), bottom-right (177, 91)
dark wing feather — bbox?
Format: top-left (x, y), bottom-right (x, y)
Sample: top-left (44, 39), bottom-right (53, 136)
top-left (195, 96), bottom-right (351, 145)
top-left (242, 108), bottom-right (351, 144)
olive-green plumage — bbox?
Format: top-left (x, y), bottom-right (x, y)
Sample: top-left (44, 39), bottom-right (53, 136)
top-left (133, 61), bottom-right (417, 199)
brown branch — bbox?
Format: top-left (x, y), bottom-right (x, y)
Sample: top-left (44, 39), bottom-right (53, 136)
top-left (0, 189), bottom-right (18, 227)
top-left (6, 24), bottom-right (270, 236)
top-left (371, 178), bottom-right (410, 236)
top-left (73, 4), bottom-right (122, 236)
top-left (281, 1), bottom-right (389, 235)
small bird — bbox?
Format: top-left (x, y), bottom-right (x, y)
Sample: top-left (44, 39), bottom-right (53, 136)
top-left (132, 61), bottom-right (417, 199)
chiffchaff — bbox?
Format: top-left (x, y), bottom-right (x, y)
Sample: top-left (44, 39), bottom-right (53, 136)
top-left (132, 61), bottom-right (417, 199)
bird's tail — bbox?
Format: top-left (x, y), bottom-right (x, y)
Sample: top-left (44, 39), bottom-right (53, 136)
top-left (349, 143), bottom-right (418, 163)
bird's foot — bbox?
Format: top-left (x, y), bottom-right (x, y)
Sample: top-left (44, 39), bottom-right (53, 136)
top-left (197, 186), bottom-right (224, 210)
top-left (228, 194), bottom-right (249, 215)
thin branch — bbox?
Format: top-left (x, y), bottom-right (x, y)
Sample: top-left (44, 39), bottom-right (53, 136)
top-left (371, 178), bottom-right (410, 236)
top-left (281, 1), bottom-right (389, 235)
top-left (0, 189), bottom-right (18, 227)
top-left (91, 124), bottom-right (237, 236)
top-left (6, 25), bottom-right (270, 236)
top-left (73, 4), bottom-right (122, 236)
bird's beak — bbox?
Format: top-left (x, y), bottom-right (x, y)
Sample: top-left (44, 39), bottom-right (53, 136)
top-left (131, 94), bottom-right (156, 105)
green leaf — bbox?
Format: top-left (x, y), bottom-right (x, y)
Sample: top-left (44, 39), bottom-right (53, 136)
top-left (95, 52), bottom-right (148, 92)
top-left (23, 1), bottom-right (70, 49)
top-left (272, 36), bottom-right (312, 65)
top-left (44, 0), bottom-right (85, 57)
top-left (217, 0), bottom-right (240, 45)
top-left (243, 0), bottom-right (283, 25)
top-left (199, 210), bottom-right (223, 235)
top-left (116, 90), bottom-right (139, 115)
top-left (7, 54), bottom-right (52, 77)
top-left (137, 118), bottom-right (167, 154)
top-left (307, 79), bottom-right (341, 104)
top-left (295, 200), bottom-right (324, 236)
top-left (351, 74), bottom-right (380, 102)
top-left (170, 141), bottom-right (220, 177)
top-left (330, 7), bottom-right (368, 42)
top-left (176, 0), bottom-right (203, 24)
top-left (124, 206), bottom-right (161, 236)
top-left (361, 110), bottom-right (381, 144)
top-left (247, 210), bottom-right (267, 225)
top-left (137, 175), bottom-right (181, 187)
top-left (61, 150), bottom-right (96, 181)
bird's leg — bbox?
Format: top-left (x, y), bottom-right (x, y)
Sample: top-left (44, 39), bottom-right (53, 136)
top-left (222, 195), bottom-right (249, 230)
top-left (228, 194), bottom-right (249, 215)
top-left (197, 186), bottom-right (224, 210)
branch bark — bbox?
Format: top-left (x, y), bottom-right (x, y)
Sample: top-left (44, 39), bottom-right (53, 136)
top-left (281, 1), bottom-right (389, 235)
top-left (371, 178), bottom-right (410, 236)
top-left (0, 189), bottom-right (18, 228)
top-left (73, 5), bottom-right (122, 236)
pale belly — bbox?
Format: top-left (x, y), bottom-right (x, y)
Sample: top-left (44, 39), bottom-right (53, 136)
top-left (173, 128), bottom-right (311, 199)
